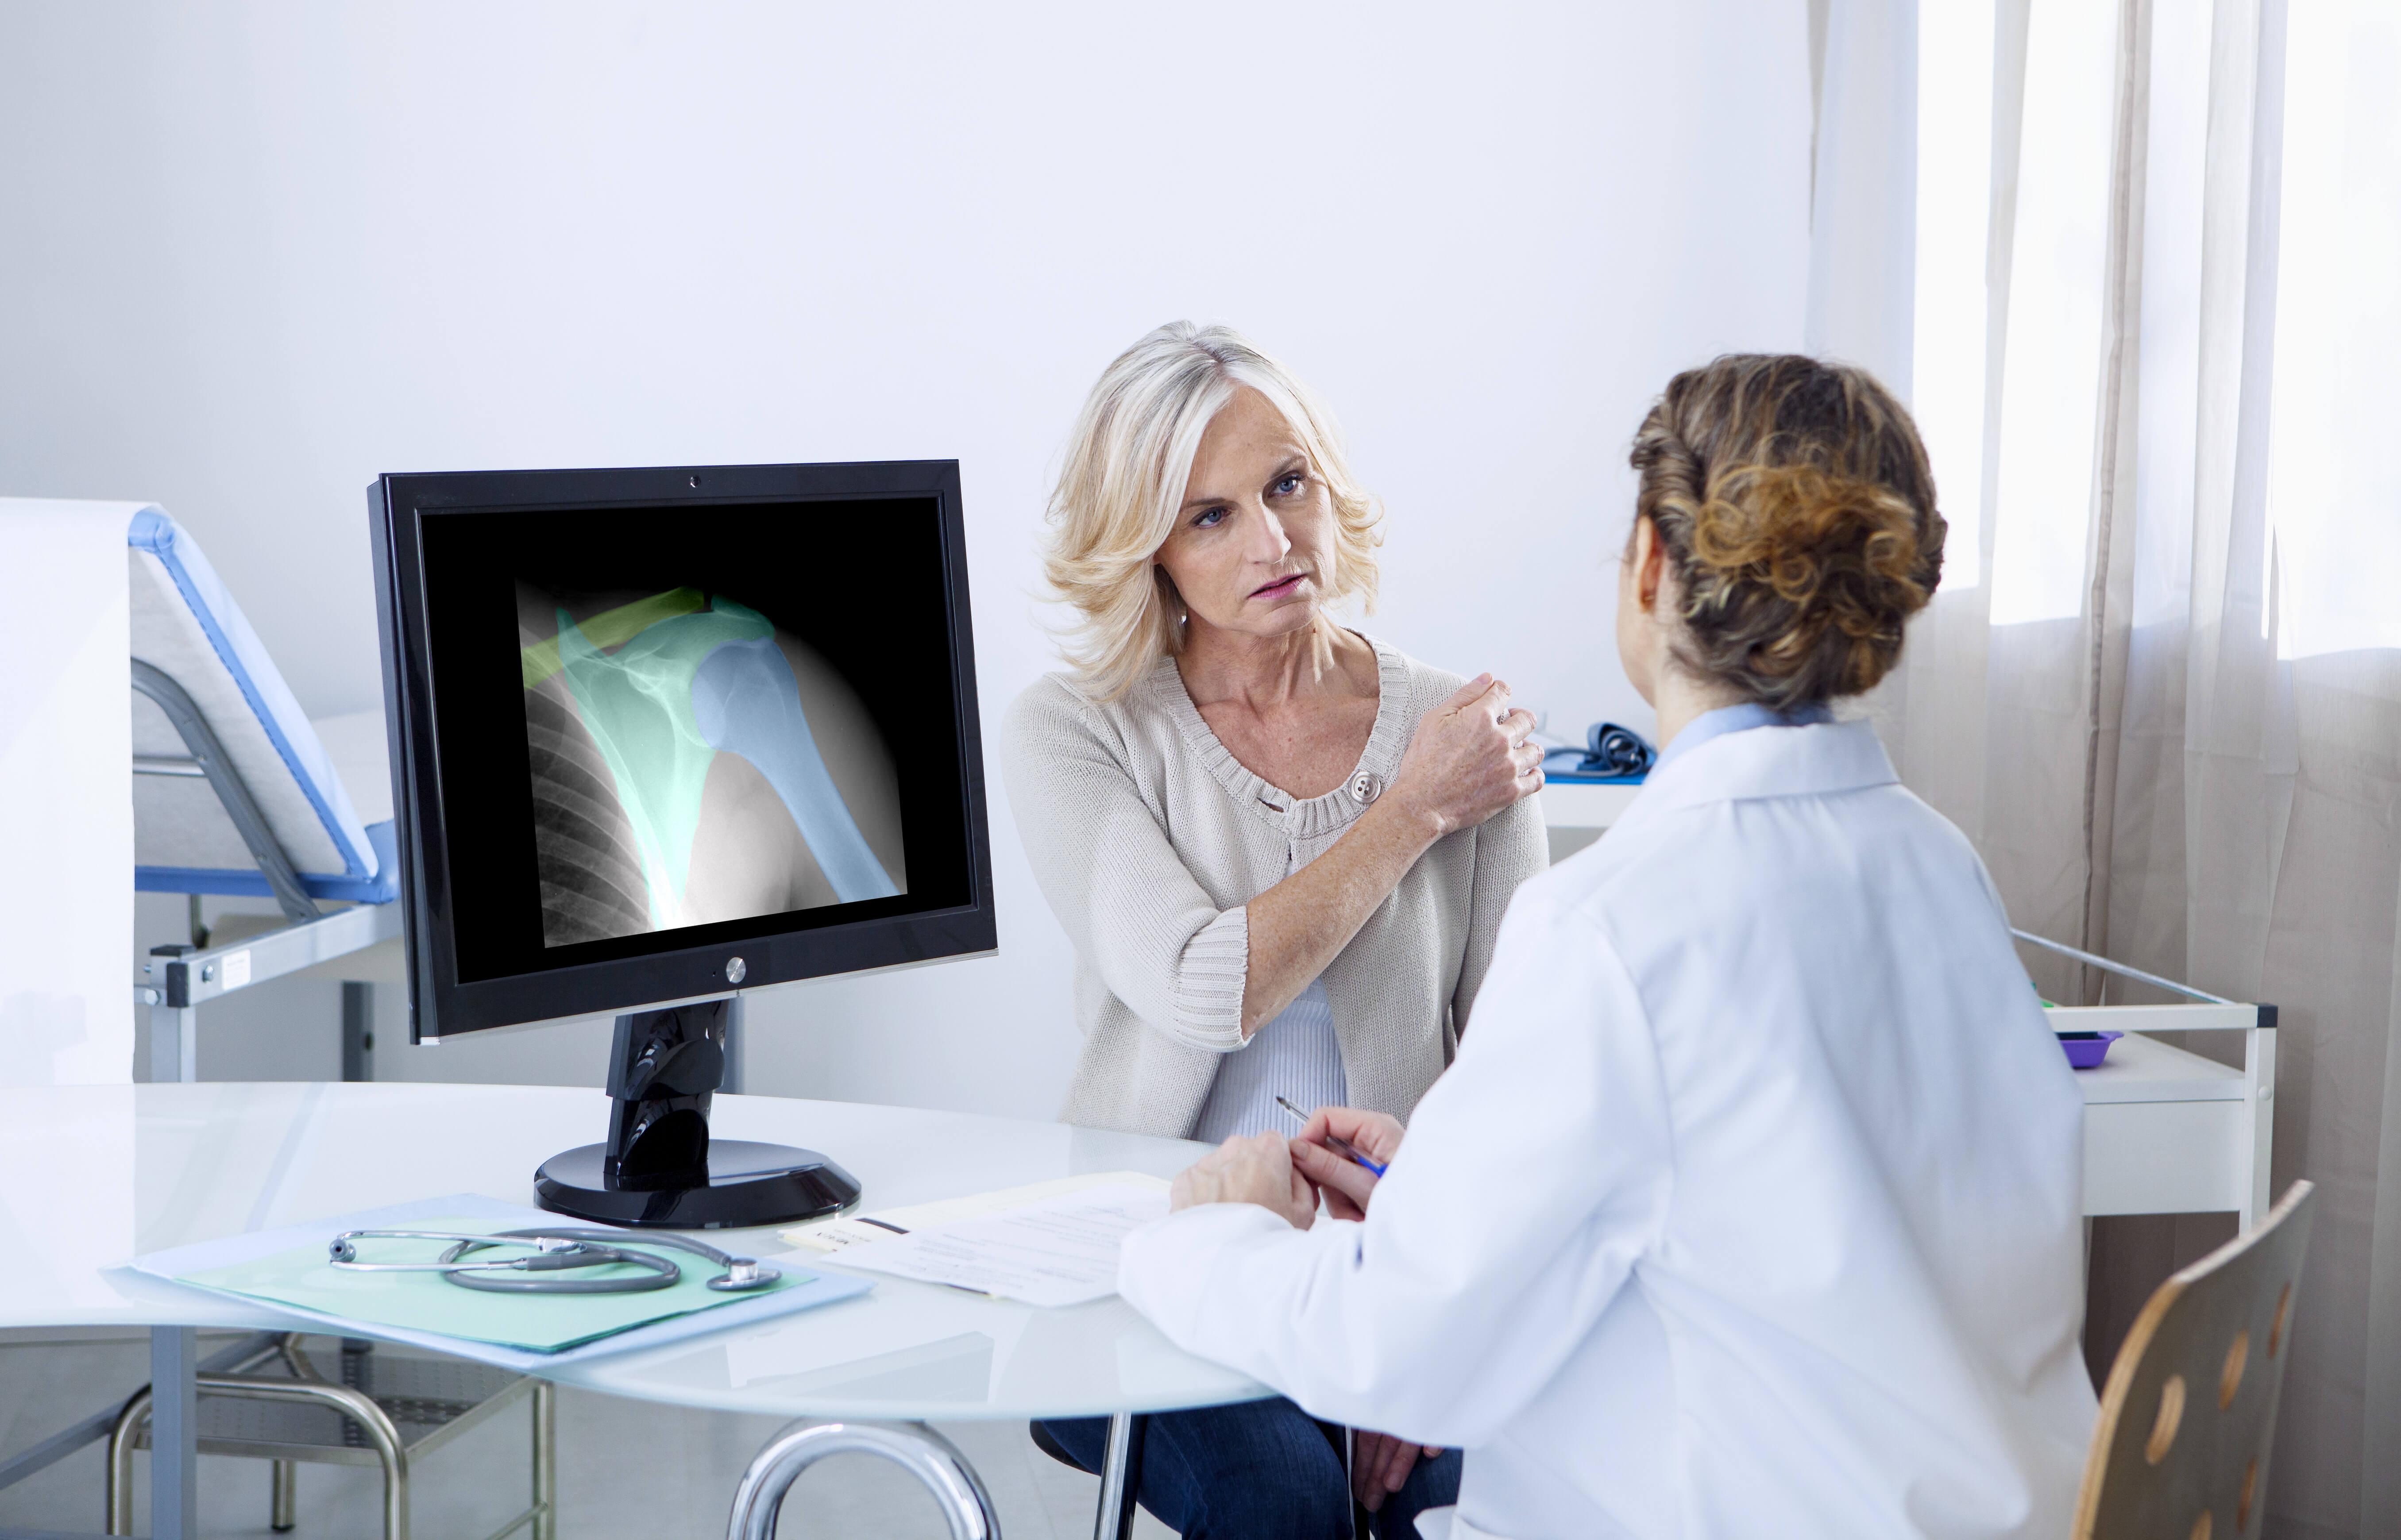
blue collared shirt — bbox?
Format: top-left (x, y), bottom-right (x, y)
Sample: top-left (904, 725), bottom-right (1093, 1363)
top-left (1653, 701), bottom-right (1835, 772)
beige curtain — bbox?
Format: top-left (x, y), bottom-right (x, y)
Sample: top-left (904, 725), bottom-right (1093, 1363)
top-left (1811, 0), bottom-right (2401, 1534)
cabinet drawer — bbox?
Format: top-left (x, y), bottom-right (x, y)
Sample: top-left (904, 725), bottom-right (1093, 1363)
top-left (2083, 1098), bottom-right (2246, 1216)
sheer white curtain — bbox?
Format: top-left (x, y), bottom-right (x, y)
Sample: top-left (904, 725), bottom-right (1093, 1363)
top-left (1810, 1), bottom-right (2401, 1534)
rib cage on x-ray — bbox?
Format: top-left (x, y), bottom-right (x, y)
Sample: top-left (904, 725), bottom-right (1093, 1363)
top-left (526, 688), bottom-right (652, 946)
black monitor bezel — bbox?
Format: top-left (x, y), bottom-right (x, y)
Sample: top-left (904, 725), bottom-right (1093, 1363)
top-left (370, 460), bottom-right (996, 1041)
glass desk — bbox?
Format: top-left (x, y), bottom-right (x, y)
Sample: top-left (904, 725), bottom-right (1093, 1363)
top-left (0, 1083), bottom-right (1268, 1539)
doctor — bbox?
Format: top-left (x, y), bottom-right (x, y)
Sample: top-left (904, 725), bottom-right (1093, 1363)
top-left (1119, 354), bottom-right (2099, 1539)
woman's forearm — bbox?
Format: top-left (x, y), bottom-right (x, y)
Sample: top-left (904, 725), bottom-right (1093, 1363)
top-left (1238, 796), bottom-right (1444, 1036)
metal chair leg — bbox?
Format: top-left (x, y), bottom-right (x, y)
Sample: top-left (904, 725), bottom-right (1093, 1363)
top-left (531, 1379), bottom-right (556, 1540)
top-left (725, 1420), bottom-right (998, 1540)
top-left (271, 1457), bottom-right (298, 1531)
top-left (1093, 1413), bottom-right (1146, 1540)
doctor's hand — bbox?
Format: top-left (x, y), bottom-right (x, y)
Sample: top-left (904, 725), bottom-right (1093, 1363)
top-left (1351, 1430), bottom-right (1447, 1514)
top-left (1169, 1132), bottom-right (1316, 1229)
top-left (1289, 1106), bottom-right (1405, 1222)
top-left (1389, 675), bottom-right (1543, 839)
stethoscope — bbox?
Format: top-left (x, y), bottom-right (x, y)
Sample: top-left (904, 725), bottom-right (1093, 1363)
top-left (326, 1228), bottom-right (781, 1295)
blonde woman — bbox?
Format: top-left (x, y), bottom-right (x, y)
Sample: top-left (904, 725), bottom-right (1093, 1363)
top-left (1002, 322), bottom-right (1548, 1536)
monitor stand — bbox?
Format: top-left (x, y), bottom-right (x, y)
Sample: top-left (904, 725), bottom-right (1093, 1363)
top-left (533, 997), bottom-right (861, 1229)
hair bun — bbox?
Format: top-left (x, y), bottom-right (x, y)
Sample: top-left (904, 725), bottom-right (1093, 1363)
top-left (1628, 355), bottom-right (1946, 707)
top-left (1694, 463), bottom-right (1929, 615)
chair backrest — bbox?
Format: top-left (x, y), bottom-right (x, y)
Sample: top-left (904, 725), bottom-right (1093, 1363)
top-left (2073, 1180), bottom-right (2316, 1540)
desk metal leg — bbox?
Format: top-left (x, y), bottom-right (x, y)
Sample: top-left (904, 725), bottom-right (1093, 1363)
top-left (725, 1420), bottom-right (996, 1540)
top-left (149, 1328), bottom-right (198, 1540)
top-left (1092, 1413), bottom-right (1144, 1540)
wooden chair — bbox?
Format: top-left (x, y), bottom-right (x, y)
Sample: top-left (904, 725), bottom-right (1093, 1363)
top-left (2073, 1180), bottom-right (2316, 1540)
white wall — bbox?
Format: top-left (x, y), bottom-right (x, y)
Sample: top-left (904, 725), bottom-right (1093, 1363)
top-left (8, 3), bottom-right (1810, 1117)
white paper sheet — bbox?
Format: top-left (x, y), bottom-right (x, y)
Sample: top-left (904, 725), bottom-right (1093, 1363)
top-left (780, 1170), bottom-right (1168, 1253)
top-left (831, 1184), bottom-right (1171, 1308)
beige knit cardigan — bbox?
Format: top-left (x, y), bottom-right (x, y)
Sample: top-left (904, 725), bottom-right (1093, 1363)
top-left (1000, 636), bottom-right (1549, 1139)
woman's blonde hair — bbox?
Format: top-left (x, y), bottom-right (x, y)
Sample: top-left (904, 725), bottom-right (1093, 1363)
top-left (1629, 354), bottom-right (1946, 709)
top-left (1041, 322), bottom-right (1381, 701)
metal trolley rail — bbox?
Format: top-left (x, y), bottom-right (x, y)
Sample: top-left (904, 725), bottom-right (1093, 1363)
top-left (104, 1333), bottom-right (552, 1540)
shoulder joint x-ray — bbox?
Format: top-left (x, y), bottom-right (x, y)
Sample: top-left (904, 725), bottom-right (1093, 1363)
top-left (517, 583), bottom-right (906, 948)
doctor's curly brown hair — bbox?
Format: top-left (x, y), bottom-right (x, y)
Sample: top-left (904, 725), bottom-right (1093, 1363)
top-left (1628, 354), bottom-right (1945, 710)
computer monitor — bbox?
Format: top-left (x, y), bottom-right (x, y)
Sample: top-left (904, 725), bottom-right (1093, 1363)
top-left (371, 461), bottom-right (995, 1227)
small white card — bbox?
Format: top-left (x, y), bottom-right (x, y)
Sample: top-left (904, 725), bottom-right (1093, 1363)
top-left (831, 1183), bottom-right (1170, 1308)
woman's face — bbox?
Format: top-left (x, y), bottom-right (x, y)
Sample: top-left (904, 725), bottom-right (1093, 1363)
top-left (1154, 385), bottom-right (1335, 642)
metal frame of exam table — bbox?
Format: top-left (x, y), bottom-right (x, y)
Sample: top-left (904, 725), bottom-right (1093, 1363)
top-left (129, 659), bottom-right (398, 1086)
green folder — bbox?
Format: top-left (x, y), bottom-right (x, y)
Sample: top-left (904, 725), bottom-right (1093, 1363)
top-left (181, 1217), bottom-right (802, 1354)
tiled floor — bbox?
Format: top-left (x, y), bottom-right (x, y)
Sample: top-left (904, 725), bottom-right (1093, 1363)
top-left (0, 1329), bottom-right (1175, 1539)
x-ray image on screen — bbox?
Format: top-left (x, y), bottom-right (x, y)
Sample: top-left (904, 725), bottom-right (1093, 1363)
top-left (517, 583), bottom-right (906, 947)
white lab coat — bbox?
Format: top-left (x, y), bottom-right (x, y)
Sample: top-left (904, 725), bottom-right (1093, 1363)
top-left (1119, 718), bottom-right (2097, 1539)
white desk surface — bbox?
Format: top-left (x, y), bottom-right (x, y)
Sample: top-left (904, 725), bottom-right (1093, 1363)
top-left (0, 1082), bottom-right (1267, 1421)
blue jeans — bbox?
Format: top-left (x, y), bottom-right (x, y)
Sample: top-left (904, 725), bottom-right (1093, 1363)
top-left (1037, 1399), bottom-right (1460, 1540)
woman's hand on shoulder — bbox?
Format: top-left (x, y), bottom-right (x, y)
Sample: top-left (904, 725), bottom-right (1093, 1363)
top-left (1389, 674), bottom-right (1543, 839)
top-left (1169, 1132), bottom-right (1316, 1228)
top-left (1289, 1105), bottom-right (1404, 1221)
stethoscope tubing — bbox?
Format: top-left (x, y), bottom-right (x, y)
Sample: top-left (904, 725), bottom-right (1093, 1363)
top-left (326, 1228), bottom-right (780, 1294)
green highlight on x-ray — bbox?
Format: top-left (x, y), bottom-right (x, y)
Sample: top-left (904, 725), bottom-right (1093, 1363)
top-left (547, 595), bottom-right (777, 928)
top-left (519, 587), bottom-right (707, 689)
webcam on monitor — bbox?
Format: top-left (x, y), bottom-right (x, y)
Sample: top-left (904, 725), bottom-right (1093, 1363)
top-left (371, 460), bottom-right (995, 1226)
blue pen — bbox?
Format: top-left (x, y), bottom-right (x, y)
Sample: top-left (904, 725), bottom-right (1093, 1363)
top-left (1275, 1096), bottom-right (1387, 1177)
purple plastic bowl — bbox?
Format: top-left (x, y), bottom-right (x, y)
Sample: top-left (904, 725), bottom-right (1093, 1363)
top-left (2057, 1030), bottom-right (2123, 1070)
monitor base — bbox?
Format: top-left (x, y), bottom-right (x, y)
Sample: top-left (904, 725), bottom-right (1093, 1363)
top-left (533, 1139), bottom-right (862, 1229)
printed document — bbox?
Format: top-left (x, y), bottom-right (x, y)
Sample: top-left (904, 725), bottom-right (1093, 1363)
top-left (782, 1170), bottom-right (1166, 1253)
top-left (831, 1183), bottom-right (1170, 1307)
